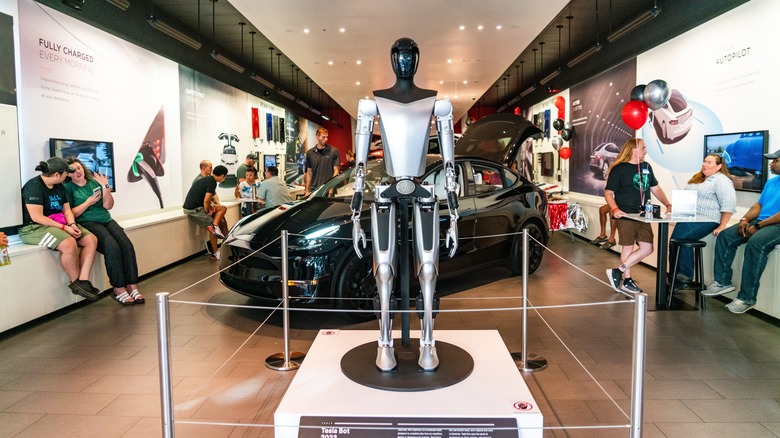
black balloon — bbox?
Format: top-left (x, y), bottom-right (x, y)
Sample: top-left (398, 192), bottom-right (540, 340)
top-left (630, 85), bottom-right (646, 102)
top-left (552, 118), bottom-right (564, 131)
top-left (561, 128), bottom-right (573, 141)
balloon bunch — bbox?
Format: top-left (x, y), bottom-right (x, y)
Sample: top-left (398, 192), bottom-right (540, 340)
top-left (551, 96), bottom-right (573, 160)
top-left (621, 79), bottom-right (671, 130)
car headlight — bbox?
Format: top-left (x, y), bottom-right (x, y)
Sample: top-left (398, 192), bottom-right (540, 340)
top-left (291, 225), bottom-right (341, 250)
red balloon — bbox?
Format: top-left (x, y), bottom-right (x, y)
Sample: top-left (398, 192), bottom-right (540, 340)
top-left (621, 100), bottom-right (648, 130)
top-left (557, 108), bottom-right (565, 120)
top-left (559, 146), bottom-right (572, 160)
top-left (554, 96), bottom-right (565, 110)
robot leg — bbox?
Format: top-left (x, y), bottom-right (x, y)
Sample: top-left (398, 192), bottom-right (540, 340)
top-left (413, 195), bottom-right (440, 371)
top-left (371, 200), bottom-right (397, 371)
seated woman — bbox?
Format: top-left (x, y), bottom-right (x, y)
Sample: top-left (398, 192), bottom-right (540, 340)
top-left (669, 154), bottom-right (736, 286)
top-left (19, 157), bottom-right (100, 300)
top-left (64, 158), bottom-right (143, 305)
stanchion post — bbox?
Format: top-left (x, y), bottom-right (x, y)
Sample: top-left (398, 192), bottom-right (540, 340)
top-left (266, 230), bottom-right (306, 371)
top-left (156, 292), bottom-right (175, 438)
top-left (513, 229), bottom-right (547, 373)
top-left (630, 293), bottom-right (648, 438)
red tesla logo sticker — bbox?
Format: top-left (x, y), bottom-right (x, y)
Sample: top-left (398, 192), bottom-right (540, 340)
top-left (513, 401), bottom-right (533, 411)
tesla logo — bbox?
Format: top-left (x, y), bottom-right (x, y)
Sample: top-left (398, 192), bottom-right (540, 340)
top-left (513, 401), bottom-right (533, 411)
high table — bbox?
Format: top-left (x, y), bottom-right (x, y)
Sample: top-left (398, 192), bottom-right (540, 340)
top-left (623, 213), bottom-right (712, 310)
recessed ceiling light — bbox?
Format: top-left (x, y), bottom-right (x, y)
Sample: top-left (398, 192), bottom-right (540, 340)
top-left (459, 25), bottom-right (465, 30)
top-left (447, 59), bottom-right (452, 63)
top-left (328, 60), bottom-right (333, 65)
top-left (477, 25), bottom-right (484, 30)
top-left (303, 28), bottom-right (309, 34)
top-left (339, 28), bottom-right (345, 33)
top-left (463, 80), bottom-right (468, 84)
top-left (355, 81), bottom-right (360, 85)
top-left (439, 80), bottom-right (444, 84)
top-left (496, 25), bottom-right (502, 30)
top-left (356, 60), bottom-right (362, 65)
top-left (365, 95), bottom-right (369, 99)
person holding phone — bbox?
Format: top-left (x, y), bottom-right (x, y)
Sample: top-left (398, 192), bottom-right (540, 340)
top-left (64, 157), bottom-right (143, 305)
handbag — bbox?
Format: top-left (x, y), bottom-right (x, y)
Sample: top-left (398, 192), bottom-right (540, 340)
top-left (48, 213), bottom-right (67, 225)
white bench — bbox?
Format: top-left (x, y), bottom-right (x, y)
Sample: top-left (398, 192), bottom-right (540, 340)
top-left (0, 204), bottom-right (240, 333)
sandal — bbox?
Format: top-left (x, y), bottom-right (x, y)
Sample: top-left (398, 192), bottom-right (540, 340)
top-left (128, 290), bottom-right (145, 304)
top-left (590, 236), bottom-right (607, 245)
top-left (600, 240), bottom-right (616, 250)
top-left (111, 291), bottom-right (135, 306)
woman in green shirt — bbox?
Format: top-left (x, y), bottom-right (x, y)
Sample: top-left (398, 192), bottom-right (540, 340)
top-left (64, 158), bottom-right (143, 305)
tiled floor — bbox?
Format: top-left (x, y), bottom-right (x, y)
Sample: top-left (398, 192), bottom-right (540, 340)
top-left (1, 232), bottom-right (779, 437)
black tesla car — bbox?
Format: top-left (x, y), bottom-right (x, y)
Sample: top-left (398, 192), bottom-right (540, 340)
top-left (219, 114), bottom-right (548, 320)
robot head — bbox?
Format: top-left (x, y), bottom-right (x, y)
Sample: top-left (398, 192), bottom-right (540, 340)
top-left (391, 37), bottom-right (419, 79)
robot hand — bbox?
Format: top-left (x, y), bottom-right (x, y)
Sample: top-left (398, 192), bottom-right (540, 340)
top-left (445, 217), bottom-right (458, 258)
top-left (352, 218), bottom-right (366, 258)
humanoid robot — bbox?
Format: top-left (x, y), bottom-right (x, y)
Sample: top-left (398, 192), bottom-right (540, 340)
top-left (350, 38), bottom-right (459, 372)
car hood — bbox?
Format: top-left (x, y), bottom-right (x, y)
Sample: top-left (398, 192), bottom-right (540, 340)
top-left (455, 113), bottom-right (542, 166)
top-left (228, 198), bottom-right (359, 246)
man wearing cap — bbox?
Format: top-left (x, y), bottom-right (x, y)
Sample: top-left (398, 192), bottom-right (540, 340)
top-left (236, 154), bottom-right (256, 184)
top-left (19, 157), bottom-right (100, 301)
top-left (703, 150), bottom-right (780, 314)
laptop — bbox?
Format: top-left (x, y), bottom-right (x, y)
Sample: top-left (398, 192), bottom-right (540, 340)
top-left (671, 189), bottom-right (697, 220)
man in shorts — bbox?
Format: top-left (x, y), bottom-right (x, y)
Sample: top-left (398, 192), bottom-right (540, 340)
top-left (183, 165), bottom-right (228, 260)
top-left (20, 157), bottom-right (100, 300)
top-left (604, 138), bottom-right (672, 294)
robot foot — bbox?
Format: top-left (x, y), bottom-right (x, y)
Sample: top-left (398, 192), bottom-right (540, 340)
top-left (376, 346), bottom-right (397, 372)
top-left (418, 344), bottom-right (439, 371)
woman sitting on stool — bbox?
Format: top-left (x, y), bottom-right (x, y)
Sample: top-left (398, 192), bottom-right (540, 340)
top-left (64, 158), bottom-right (143, 305)
top-left (669, 154), bottom-right (736, 288)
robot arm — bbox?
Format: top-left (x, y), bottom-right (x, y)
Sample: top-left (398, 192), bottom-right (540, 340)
top-left (434, 99), bottom-right (459, 258)
top-left (350, 99), bottom-right (378, 258)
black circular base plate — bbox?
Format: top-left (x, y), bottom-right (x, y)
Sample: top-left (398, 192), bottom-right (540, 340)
top-left (340, 339), bottom-right (474, 392)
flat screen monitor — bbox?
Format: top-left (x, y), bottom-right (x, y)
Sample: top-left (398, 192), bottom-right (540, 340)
top-left (264, 154), bottom-right (278, 170)
top-left (50, 138), bottom-right (116, 191)
top-left (540, 151), bottom-right (554, 177)
top-left (704, 130), bottom-right (768, 192)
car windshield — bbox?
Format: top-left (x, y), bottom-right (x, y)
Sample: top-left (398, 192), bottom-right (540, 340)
top-left (311, 159), bottom-right (391, 201)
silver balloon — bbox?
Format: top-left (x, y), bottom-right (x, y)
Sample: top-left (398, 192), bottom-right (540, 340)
top-left (551, 136), bottom-right (563, 151)
top-left (643, 79), bottom-right (671, 111)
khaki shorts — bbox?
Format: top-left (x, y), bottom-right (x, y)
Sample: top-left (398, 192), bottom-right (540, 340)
top-left (183, 207), bottom-right (214, 227)
top-left (18, 224), bottom-right (92, 250)
top-left (616, 219), bottom-right (653, 246)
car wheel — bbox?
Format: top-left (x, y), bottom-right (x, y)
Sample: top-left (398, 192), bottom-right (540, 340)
top-left (601, 161), bottom-right (609, 180)
top-left (335, 251), bottom-right (376, 322)
top-left (509, 222), bottom-right (545, 275)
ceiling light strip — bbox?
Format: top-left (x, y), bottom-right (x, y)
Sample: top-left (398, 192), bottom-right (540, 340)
top-left (147, 16), bottom-right (202, 50)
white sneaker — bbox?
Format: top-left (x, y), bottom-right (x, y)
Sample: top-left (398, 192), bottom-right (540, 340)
top-left (702, 281), bottom-right (735, 297)
top-left (725, 298), bottom-right (754, 314)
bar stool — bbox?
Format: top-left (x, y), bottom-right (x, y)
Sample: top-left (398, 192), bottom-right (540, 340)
top-left (668, 238), bottom-right (707, 309)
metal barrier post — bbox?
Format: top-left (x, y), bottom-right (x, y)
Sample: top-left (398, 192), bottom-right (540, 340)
top-left (630, 293), bottom-right (648, 438)
top-left (513, 229), bottom-right (547, 373)
top-left (266, 230), bottom-right (306, 370)
top-left (156, 292), bottom-right (175, 438)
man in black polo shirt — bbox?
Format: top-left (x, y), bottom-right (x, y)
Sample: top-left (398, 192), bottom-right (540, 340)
top-left (183, 165), bottom-right (228, 260)
top-left (304, 127), bottom-right (340, 196)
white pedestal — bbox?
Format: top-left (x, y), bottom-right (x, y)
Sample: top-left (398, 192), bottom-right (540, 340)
top-left (274, 330), bottom-right (542, 438)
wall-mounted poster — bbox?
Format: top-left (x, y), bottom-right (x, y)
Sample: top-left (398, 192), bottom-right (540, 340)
top-left (278, 117), bottom-right (285, 144)
top-left (544, 109), bottom-right (551, 138)
top-left (266, 113), bottom-right (273, 142)
top-left (272, 115), bottom-right (279, 142)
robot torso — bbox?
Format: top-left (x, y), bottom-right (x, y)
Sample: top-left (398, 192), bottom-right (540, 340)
top-left (375, 95), bottom-right (437, 178)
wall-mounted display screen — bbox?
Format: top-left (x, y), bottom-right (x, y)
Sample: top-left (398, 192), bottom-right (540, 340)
top-left (50, 138), bottom-right (116, 191)
top-left (704, 130), bottom-right (768, 193)
top-left (264, 154), bottom-right (278, 170)
top-left (540, 151), bottom-right (554, 177)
